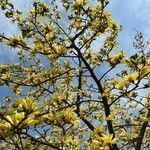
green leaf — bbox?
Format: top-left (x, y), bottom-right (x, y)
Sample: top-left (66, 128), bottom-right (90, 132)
top-left (0, 80), bottom-right (4, 86)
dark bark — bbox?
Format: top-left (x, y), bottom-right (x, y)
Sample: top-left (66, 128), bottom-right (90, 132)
top-left (136, 109), bottom-right (150, 150)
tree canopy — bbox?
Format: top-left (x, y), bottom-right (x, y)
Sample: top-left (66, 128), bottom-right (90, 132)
top-left (0, 0), bottom-right (149, 149)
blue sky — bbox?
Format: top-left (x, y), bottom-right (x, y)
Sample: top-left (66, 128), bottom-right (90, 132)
top-left (109, 0), bottom-right (150, 53)
top-left (0, 0), bottom-right (150, 62)
top-left (0, 0), bottom-right (150, 99)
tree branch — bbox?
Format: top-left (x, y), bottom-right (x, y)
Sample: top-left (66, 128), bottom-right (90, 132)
top-left (135, 109), bottom-right (150, 150)
top-left (21, 132), bottom-right (61, 150)
top-left (71, 43), bottom-right (119, 150)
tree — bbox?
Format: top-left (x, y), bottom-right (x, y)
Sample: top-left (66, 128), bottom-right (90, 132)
top-left (0, 0), bottom-right (149, 149)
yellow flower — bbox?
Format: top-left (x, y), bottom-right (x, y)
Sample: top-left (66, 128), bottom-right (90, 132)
top-left (140, 67), bottom-right (150, 77)
top-left (14, 12), bottom-right (22, 21)
top-left (124, 72), bottom-right (138, 82)
top-left (73, 0), bottom-right (88, 7)
top-left (23, 115), bottom-right (39, 126)
top-left (91, 139), bottom-right (103, 150)
top-left (111, 78), bottom-right (130, 90)
top-left (5, 112), bottom-right (25, 127)
top-left (109, 52), bottom-right (124, 66)
top-left (17, 97), bottom-right (39, 113)
top-left (94, 126), bottom-right (105, 135)
top-left (1, 72), bottom-right (11, 80)
top-left (0, 122), bottom-right (11, 130)
top-left (115, 82), bottom-right (125, 90)
top-left (62, 108), bottom-right (79, 124)
top-left (52, 43), bottom-right (67, 55)
top-left (101, 133), bottom-right (116, 145)
top-left (6, 35), bottom-right (25, 48)
top-left (106, 114), bottom-right (114, 121)
top-left (42, 113), bottom-right (55, 122)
